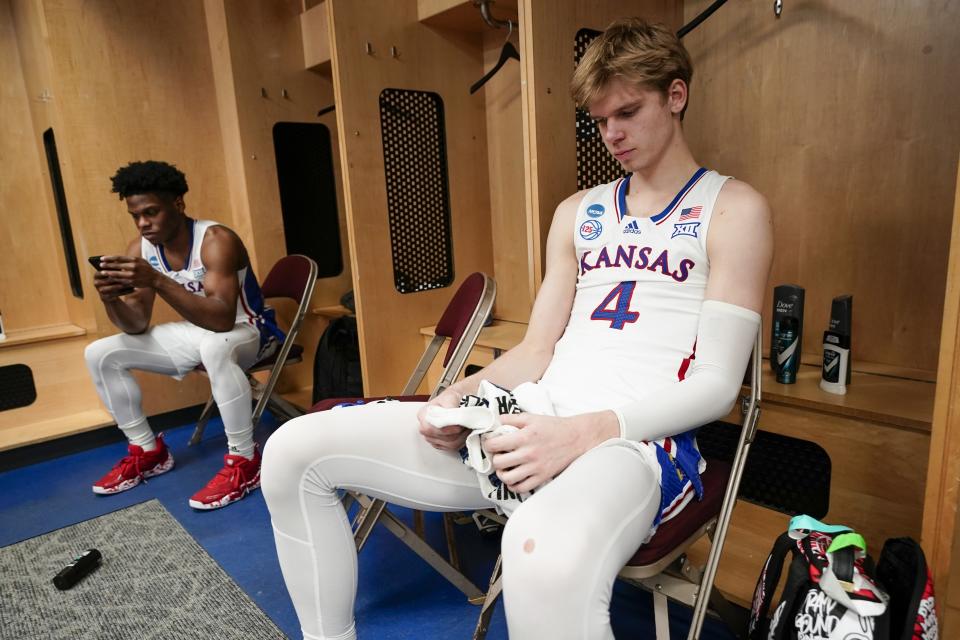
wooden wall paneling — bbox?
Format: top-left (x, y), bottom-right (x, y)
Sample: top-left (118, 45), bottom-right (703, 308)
top-left (206, 0), bottom-right (349, 396)
top-left (681, 0), bottom-right (960, 373)
top-left (419, 0), bottom-right (528, 319)
top-left (482, 27), bottom-right (531, 322)
top-left (300, 0), bottom-right (330, 70)
top-left (0, 0), bottom-right (72, 334)
top-left (205, 0), bottom-right (254, 264)
top-left (922, 157), bottom-right (960, 624)
top-left (36, 0), bottom-right (234, 275)
top-left (28, 0), bottom-right (237, 415)
top-left (946, 503), bottom-right (960, 638)
top-left (418, 0), bottom-right (517, 33)
top-left (519, 0), bottom-right (683, 288)
top-left (8, 0), bottom-right (93, 333)
top-left (328, 0), bottom-right (494, 395)
top-left (0, 338), bottom-right (112, 451)
top-left (208, 0), bottom-right (343, 278)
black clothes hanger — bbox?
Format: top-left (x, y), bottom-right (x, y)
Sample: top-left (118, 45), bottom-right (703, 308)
top-left (470, 37), bottom-right (520, 95)
top-left (677, 0), bottom-right (731, 39)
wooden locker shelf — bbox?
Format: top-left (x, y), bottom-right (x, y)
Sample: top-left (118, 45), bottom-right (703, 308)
top-left (418, 0), bottom-right (518, 32)
top-left (0, 323), bottom-right (86, 349)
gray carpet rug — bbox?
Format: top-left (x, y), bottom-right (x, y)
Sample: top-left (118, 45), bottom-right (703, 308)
top-left (0, 500), bottom-right (286, 639)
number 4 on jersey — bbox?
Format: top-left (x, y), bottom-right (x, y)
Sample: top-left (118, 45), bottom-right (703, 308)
top-left (591, 282), bottom-right (639, 330)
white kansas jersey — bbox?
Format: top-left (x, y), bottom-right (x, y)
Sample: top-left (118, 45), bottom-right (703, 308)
top-left (141, 219), bottom-right (283, 345)
top-left (538, 168), bottom-right (730, 417)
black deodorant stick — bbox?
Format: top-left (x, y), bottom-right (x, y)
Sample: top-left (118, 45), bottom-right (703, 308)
top-left (53, 548), bottom-right (102, 590)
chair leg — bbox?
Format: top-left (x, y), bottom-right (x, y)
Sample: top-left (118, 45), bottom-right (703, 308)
top-left (443, 512), bottom-right (462, 571)
top-left (352, 497), bottom-right (484, 601)
top-left (341, 490), bottom-right (357, 515)
top-left (708, 588), bottom-right (749, 639)
top-left (189, 396), bottom-right (217, 446)
top-left (378, 508), bottom-right (484, 601)
top-left (265, 394), bottom-right (305, 422)
top-left (473, 555), bottom-right (503, 640)
top-left (413, 509), bottom-right (425, 538)
top-left (354, 498), bottom-right (388, 552)
top-left (653, 591), bottom-right (671, 640)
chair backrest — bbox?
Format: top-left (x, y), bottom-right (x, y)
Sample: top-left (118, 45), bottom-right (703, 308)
top-left (401, 272), bottom-right (496, 398)
top-left (434, 272), bottom-right (492, 366)
top-left (250, 254), bottom-right (318, 425)
top-left (260, 254), bottom-right (317, 304)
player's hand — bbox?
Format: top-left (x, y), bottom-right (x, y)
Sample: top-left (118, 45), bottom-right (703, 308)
top-left (92, 270), bottom-right (132, 302)
top-left (482, 413), bottom-right (594, 494)
top-left (418, 387), bottom-right (470, 451)
top-left (98, 255), bottom-right (159, 290)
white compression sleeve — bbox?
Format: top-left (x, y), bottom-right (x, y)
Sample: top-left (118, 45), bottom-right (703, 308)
top-left (613, 299), bottom-right (760, 443)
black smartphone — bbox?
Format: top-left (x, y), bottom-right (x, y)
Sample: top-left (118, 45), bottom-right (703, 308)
top-left (88, 256), bottom-right (134, 295)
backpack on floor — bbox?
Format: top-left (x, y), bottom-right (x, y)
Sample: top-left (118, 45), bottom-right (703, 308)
top-left (748, 516), bottom-right (938, 640)
top-left (312, 315), bottom-right (363, 404)
top-left (875, 537), bottom-right (939, 640)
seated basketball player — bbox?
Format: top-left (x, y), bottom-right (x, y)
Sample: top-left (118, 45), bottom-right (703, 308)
top-left (261, 18), bottom-right (772, 639)
top-left (85, 160), bottom-right (283, 510)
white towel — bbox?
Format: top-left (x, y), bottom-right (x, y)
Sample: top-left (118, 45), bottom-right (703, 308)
top-left (425, 380), bottom-right (555, 515)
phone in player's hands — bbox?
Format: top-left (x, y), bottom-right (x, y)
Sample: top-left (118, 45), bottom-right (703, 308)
top-left (88, 256), bottom-right (135, 295)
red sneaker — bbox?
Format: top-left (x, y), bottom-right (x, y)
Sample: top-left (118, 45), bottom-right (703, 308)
top-left (92, 434), bottom-right (174, 495)
top-left (188, 447), bottom-right (261, 510)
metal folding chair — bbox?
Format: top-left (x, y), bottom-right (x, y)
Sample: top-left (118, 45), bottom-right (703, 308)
top-left (189, 254), bottom-right (318, 446)
top-left (310, 272), bottom-right (497, 602)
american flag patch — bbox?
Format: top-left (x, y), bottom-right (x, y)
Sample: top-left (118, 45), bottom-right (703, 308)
top-left (679, 206), bottom-right (702, 221)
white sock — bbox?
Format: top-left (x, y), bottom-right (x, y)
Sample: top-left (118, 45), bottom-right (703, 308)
top-left (120, 417), bottom-right (157, 451)
top-left (225, 426), bottom-right (256, 460)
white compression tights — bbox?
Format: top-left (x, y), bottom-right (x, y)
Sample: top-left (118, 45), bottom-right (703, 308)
top-left (84, 321), bottom-right (261, 455)
top-left (260, 401), bottom-right (662, 640)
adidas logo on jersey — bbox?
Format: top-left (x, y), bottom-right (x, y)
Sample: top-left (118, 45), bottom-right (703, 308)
top-left (623, 220), bottom-right (642, 235)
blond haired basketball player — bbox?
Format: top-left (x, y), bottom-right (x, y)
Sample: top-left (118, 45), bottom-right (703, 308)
top-left (86, 161), bottom-right (282, 510)
top-left (262, 18), bottom-right (772, 639)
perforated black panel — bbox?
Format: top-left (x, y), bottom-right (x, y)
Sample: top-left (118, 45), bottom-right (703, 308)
top-left (574, 29), bottom-right (627, 191)
top-left (0, 364), bottom-right (37, 411)
top-left (698, 421), bottom-right (832, 518)
top-left (379, 89), bottom-right (454, 294)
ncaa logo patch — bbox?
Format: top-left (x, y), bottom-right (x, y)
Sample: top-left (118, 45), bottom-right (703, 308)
top-left (586, 204), bottom-right (605, 218)
top-left (671, 221), bottom-right (700, 239)
top-left (148, 256), bottom-right (161, 269)
top-left (579, 220), bottom-right (603, 240)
